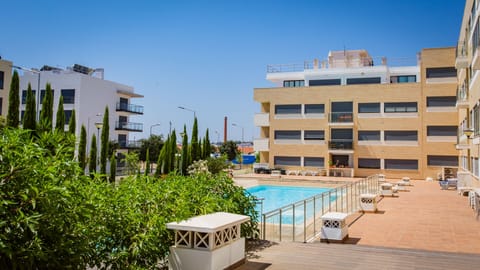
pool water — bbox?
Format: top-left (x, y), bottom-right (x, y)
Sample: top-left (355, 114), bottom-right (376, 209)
top-left (246, 185), bottom-right (332, 213)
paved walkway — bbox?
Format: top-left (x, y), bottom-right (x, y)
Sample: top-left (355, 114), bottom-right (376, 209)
top-left (241, 179), bottom-right (480, 269)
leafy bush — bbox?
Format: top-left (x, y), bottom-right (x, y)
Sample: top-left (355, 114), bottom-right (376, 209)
top-left (0, 128), bottom-right (258, 269)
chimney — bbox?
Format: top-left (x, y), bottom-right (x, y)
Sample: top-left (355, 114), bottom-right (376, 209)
top-left (224, 116), bottom-right (228, 143)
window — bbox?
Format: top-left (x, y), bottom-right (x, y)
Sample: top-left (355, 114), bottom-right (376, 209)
top-left (21, 90), bottom-right (36, 104)
top-left (64, 110), bottom-right (73, 124)
top-left (358, 158), bottom-right (380, 169)
top-left (40, 89), bottom-right (54, 104)
top-left (304, 104), bottom-right (324, 114)
top-left (346, 77), bottom-right (381, 85)
top-left (427, 126), bottom-right (457, 136)
top-left (118, 134), bottom-right (127, 147)
top-left (385, 159), bottom-right (418, 170)
top-left (384, 102), bottom-right (417, 113)
top-left (119, 116), bottom-right (127, 123)
top-left (0, 71), bottom-right (4, 89)
top-left (304, 157), bottom-right (324, 167)
top-left (426, 96), bottom-right (456, 107)
top-left (358, 103), bottom-right (380, 113)
top-left (21, 110), bottom-right (25, 121)
top-left (275, 104), bottom-right (301, 115)
top-left (309, 79), bottom-right (341, 86)
top-left (358, 131), bottom-right (380, 141)
top-left (331, 129), bottom-right (353, 140)
top-left (390, 75), bottom-right (416, 83)
top-left (427, 155), bottom-right (458, 167)
top-left (304, 130), bottom-right (324, 140)
top-left (426, 67), bottom-right (456, 78)
top-left (0, 97), bottom-right (2, 115)
top-left (384, 131), bottom-right (417, 141)
top-left (274, 156), bottom-right (301, 166)
top-left (61, 89), bottom-right (75, 104)
top-left (331, 101), bottom-right (353, 112)
top-left (283, 80), bottom-right (305, 87)
top-left (274, 130), bottom-right (301, 140)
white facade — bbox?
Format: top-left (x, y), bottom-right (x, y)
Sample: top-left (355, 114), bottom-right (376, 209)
top-left (18, 65), bottom-right (143, 150)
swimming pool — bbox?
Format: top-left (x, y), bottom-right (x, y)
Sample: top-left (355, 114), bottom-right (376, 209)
top-left (246, 185), bottom-right (332, 213)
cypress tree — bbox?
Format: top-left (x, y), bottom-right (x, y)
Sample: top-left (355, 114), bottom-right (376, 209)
top-left (155, 147), bottom-right (163, 177)
top-left (7, 70), bottom-right (20, 127)
top-left (181, 125), bottom-right (189, 175)
top-left (169, 130), bottom-right (177, 172)
top-left (39, 83), bottom-right (54, 132)
top-left (204, 128), bottom-right (211, 159)
top-left (100, 106), bottom-right (109, 175)
top-left (55, 96), bottom-right (65, 132)
top-left (23, 83), bottom-right (36, 131)
top-left (109, 152), bottom-right (116, 183)
top-left (89, 134), bottom-right (97, 177)
top-left (145, 148), bottom-right (150, 176)
top-left (79, 125), bottom-right (87, 171)
top-left (190, 117), bottom-right (199, 162)
top-left (68, 109), bottom-right (76, 134)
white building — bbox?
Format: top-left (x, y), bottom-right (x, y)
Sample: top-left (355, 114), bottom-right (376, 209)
top-left (18, 64), bottom-right (143, 153)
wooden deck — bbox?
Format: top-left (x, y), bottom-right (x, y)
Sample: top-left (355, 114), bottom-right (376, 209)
top-left (239, 241), bottom-right (480, 270)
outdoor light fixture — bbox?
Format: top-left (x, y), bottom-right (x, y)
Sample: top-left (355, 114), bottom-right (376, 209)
top-left (463, 128), bottom-right (474, 138)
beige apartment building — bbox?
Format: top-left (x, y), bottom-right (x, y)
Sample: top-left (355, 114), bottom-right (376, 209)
top-left (0, 57), bottom-right (13, 118)
top-left (254, 47), bottom-right (458, 179)
top-left (456, 0), bottom-right (480, 187)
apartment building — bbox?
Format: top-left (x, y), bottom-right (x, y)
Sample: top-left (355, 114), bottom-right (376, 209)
top-left (0, 57), bottom-right (13, 117)
top-left (253, 48), bottom-right (458, 179)
top-left (18, 64), bottom-right (143, 153)
top-left (456, 0), bottom-right (480, 186)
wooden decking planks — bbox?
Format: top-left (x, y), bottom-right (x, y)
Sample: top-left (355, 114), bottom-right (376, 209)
top-left (243, 241), bottom-right (480, 270)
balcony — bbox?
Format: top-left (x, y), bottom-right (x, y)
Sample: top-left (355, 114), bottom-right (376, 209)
top-left (116, 102), bottom-right (144, 114)
top-left (117, 140), bottom-right (141, 149)
top-left (254, 113), bottom-right (270, 127)
top-left (254, 138), bottom-right (269, 152)
top-left (456, 85), bottom-right (468, 109)
top-left (115, 121), bottom-right (143, 132)
top-left (455, 42), bottom-right (468, 69)
top-left (328, 112), bottom-right (353, 125)
top-left (473, 45), bottom-right (480, 70)
top-left (328, 140), bottom-right (353, 150)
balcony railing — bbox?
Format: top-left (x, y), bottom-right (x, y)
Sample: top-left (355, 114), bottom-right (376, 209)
top-left (115, 121), bottom-right (143, 132)
top-left (117, 140), bottom-right (141, 149)
top-left (254, 113), bottom-right (270, 127)
top-left (455, 41), bottom-right (468, 69)
top-left (328, 140), bottom-right (354, 150)
top-left (254, 138), bottom-right (269, 152)
top-left (116, 102), bottom-right (144, 114)
top-left (328, 112), bottom-right (353, 123)
top-left (456, 84), bottom-right (468, 108)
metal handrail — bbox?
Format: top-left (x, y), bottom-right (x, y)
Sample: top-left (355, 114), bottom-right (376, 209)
top-left (260, 174), bottom-right (380, 242)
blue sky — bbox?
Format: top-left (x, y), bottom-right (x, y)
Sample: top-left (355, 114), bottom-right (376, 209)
top-left (0, 0), bottom-right (465, 142)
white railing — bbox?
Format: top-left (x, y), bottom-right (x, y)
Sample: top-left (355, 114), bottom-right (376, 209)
top-left (259, 174), bottom-right (380, 242)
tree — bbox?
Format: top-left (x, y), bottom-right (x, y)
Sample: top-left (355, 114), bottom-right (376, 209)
top-left (145, 148), bottom-right (150, 176)
top-left (203, 129), bottom-right (211, 159)
top-left (169, 130), bottom-right (177, 172)
top-left (138, 134), bottom-right (164, 162)
top-left (23, 83), bottom-right (36, 131)
top-left (100, 106), bottom-right (109, 176)
top-left (7, 70), bottom-right (20, 127)
top-left (220, 140), bottom-right (238, 161)
top-left (68, 109), bottom-right (76, 134)
top-left (180, 125), bottom-right (189, 175)
top-left (190, 117), bottom-right (199, 162)
top-left (123, 152), bottom-right (140, 176)
top-left (55, 96), bottom-right (65, 132)
top-left (89, 134), bottom-right (97, 177)
top-left (110, 152), bottom-right (116, 182)
top-left (78, 125), bottom-right (87, 172)
top-left (39, 83), bottom-right (54, 132)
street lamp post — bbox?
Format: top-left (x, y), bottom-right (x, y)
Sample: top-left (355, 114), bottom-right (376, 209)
top-left (464, 127), bottom-right (474, 172)
top-left (150, 123), bottom-right (161, 136)
top-left (232, 123), bottom-right (244, 169)
top-left (11, 65), bottom-right (41, 121)
top-left (178, 106), bottom-right (196, 118)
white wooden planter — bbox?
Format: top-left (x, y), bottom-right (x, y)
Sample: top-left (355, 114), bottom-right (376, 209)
top-left (380, 183), bottom-right (394, 196)
top-left (360, 193), bottom-right (378, 212)
top-left (167, 212), bottom-right (250, 270)
top-left (320, 212), bottom-right (348, 241)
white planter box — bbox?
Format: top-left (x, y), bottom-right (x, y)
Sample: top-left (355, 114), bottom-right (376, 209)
top-left (360, 194), bottom-right (378, 212)
top-left (320, 212), bottom-right (348, 241)
top-left (380, 183), bottom-right (393, 196)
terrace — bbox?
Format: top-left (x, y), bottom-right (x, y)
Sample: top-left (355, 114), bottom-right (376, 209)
top-left (234, 176), bottom-right (480, 269)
